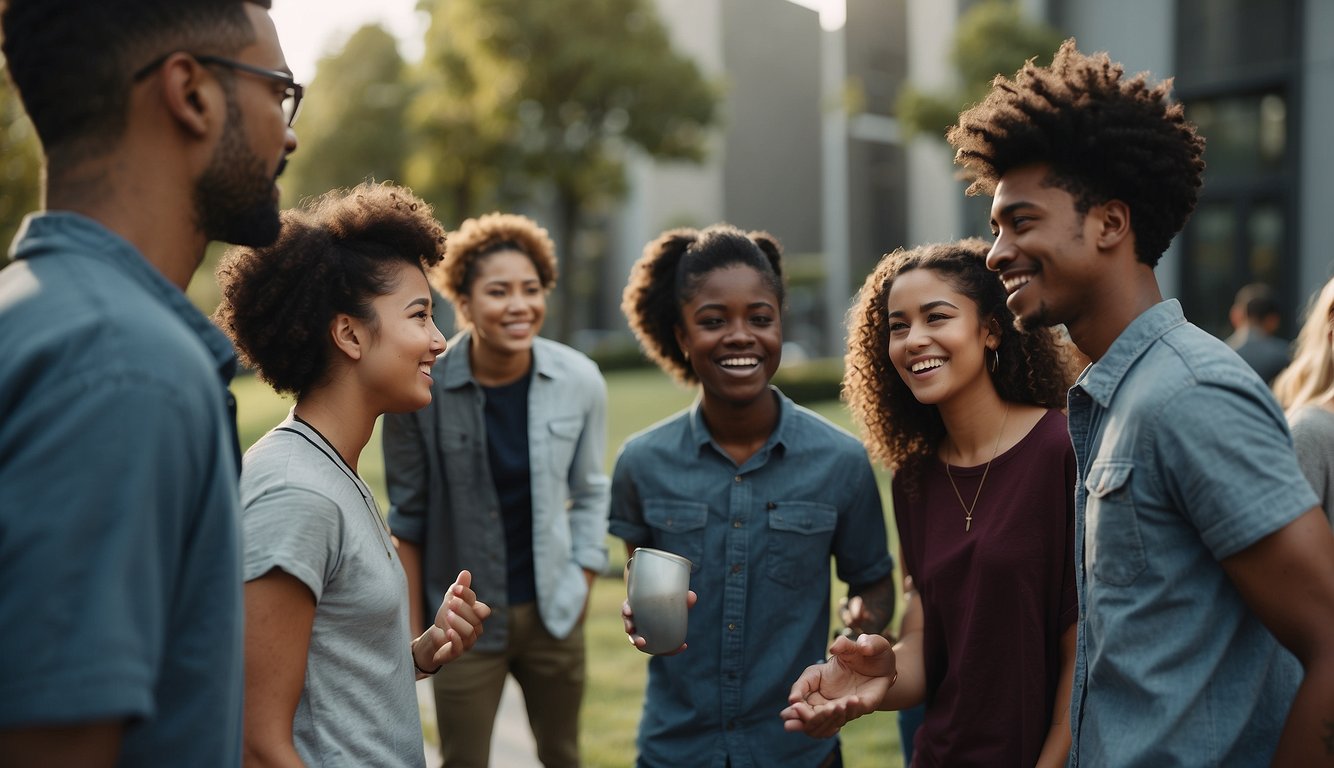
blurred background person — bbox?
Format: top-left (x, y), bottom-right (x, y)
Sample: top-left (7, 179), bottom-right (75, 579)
top-left (214, 183), bottom-right (489, 766)
top-left (1226, 282), bottom-right (1292, 384)
top-left (1273, 276), bottom-right (1334, 524)
top-left (383, 213), bottom-right (608, 768)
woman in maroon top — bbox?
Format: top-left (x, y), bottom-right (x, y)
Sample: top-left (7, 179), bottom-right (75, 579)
top-left (784, 239), bottom-right (1079, 766)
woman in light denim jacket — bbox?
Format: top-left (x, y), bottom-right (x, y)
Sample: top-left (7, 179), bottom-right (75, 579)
top-left (383, 213), bottom-right (609, 768)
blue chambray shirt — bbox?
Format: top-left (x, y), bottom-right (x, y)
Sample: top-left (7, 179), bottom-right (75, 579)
top-left (1066, 300), bottom-right (1315, 766)
top-left (0, 212), bottom-right (243, 765)
top-left (610, 389), bottom-right (894, 768)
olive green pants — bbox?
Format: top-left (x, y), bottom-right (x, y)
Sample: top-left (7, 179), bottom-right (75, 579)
top-left (432, 602), bottom-right (585, 768)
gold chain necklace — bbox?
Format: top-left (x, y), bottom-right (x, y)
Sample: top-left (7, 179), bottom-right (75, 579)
top-left (944, 404), bottom-right (1010, 533)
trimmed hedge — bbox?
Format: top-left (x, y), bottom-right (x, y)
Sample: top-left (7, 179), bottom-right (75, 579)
top-left (772, 357), bottom-right (844, 405)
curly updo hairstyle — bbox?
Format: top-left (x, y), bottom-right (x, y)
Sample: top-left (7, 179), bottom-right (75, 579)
top-left (947, 39), bottom-right (1206, 267)
top-left (430, 212), bottom-right (558, 330)
top-left (213, 182), bottom-right (446, 399)
top-left (622, 223), bottom-right (785, 385)
top-left (843, 239), bottom-right (1076, 483)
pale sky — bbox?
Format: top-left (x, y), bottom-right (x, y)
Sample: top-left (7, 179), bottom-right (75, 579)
top-left (270, 0), bottom-right (843, 83)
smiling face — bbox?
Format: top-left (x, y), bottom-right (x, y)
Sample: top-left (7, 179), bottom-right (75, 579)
top-left (885, 267), bottom-right (997, 408)
top-left (457, 249), bottom-right (547, 361)
top-left (674, 265), bottom-right (783, 407)
top-left (356, 262), bottom-right (446, 414)
top-left (986, 163), bottom-right (1107, 334)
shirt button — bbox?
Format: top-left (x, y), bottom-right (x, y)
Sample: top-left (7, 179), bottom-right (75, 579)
top-left (732, 521), bottom-right (741, 529)
top-left (734, 475), bottom-right (742, 483)
top-left (731, 564), bottom-right (742, 574)
top-left (728, 622), bottom-right (736, 631)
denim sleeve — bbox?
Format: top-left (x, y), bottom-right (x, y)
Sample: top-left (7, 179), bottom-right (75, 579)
top-left (832, 452), bottom-right (894, 588)
top-left (566, 368), bottom-right (610, 572)
top-left (0, 372), bottom-right (199, 726)
top-left (1156, 380), bottom-right (1319, 559)
top-left (609, 445), bottom-right (651, 547)
top-left (383, 409), bottom-right (428, 543)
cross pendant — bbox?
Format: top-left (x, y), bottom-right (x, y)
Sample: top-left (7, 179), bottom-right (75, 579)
top-left (965, 514), bottom-right (972, 532)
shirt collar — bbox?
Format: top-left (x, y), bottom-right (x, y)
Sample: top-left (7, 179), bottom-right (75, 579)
top-left (441, 331), bottom-right (558, 389)
top-left (12, 211), bottom-right (237, 381)
top-left (1074, 299), bottom-right (1187, 408)
top-left (686, 386), bottom-right (791, 460)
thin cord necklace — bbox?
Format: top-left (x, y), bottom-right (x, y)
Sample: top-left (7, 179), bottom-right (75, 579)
top-left (945, 403), bottom-right (1010, 533)
top-left (285, 413), bottom-right (394, 560)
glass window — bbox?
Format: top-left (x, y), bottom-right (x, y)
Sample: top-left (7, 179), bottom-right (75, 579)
top-left (1185, 91), bottom-right (1285, 178)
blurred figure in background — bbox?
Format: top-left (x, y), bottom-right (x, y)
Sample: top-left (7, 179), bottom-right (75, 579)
top-left (1273, 276), bottom-right (1334, 524)
top-left (383, 212), bottom-right (609, 768)
top-left (1226, 282), bottom-right (1292, 384)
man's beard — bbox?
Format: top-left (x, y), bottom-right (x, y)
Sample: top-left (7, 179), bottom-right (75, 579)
top-left (194, 99), bottom-right (283, 247)
top-left (1014, 302), bottom-right (1053, 333)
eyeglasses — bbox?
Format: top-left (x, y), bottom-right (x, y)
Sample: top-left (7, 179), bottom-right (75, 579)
top-left (133, 52), bottom-right (304, 127)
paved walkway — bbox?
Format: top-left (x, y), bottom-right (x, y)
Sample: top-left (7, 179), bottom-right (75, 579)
top-left (416, 677), bottom-right (542, 768)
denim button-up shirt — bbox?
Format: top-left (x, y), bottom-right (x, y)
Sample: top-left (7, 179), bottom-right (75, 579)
top-left (610, 390), bottom-right (893, 768)
top-left (0, 212), bottom-right (243, 765)
top-left (383, 333), bottom-right (609, 650)
top-left (1066, 300), bottom-right (1315, 766)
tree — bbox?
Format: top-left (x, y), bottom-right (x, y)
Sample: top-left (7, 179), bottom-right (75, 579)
top-left (410, 0), bottom-right (719, 341)
top-left (0, 64), bottom-right (41, 269)
top-left (896, 0), bottom-right (1064, 142)
top-left (282, 24), bottom-right (413, 206)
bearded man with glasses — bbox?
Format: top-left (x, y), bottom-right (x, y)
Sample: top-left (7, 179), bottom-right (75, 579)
top-left (0, 1), bottom-right (299, 765)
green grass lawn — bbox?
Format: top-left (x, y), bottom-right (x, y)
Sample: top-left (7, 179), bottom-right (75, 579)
top-left (233, 366), bottom-right (904, 768)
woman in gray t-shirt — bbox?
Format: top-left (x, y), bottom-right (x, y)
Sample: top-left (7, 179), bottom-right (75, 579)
top-left (1274, 276), bottom-right (1334, 524)
top-left (213, 183), bottom-right (491, 766)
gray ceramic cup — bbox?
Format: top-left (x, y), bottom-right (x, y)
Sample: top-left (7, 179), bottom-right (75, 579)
top-left (626, 547), bottom-right (692, 655)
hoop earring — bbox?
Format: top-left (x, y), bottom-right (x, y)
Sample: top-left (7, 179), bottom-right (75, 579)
top-left (990, 347), bottom-right (999, 373)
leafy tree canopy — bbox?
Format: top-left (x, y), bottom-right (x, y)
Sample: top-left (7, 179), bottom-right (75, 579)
top-left (409, 0), bottom-right (719, 339)
top-left (282, 24), bottom-right (412, 206)
top-left (0, 63), bottom-right (41, 268)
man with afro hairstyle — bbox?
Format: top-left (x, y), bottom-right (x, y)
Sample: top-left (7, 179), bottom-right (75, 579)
top-left (949, 40), bottom-right (1334, 766)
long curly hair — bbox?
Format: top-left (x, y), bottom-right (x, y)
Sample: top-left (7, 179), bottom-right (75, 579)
top-left (1273, 277), bottom-right (1334, 416)
top-left (213, 182), bottom-right (446, 399)
top-left (430, 212), bottom-right (559, 330)
top-left (947, 39), bottom-right (1205, 267)
top-left (844, 239), bottom-right (1076, 482)
top-left (622, 223), bottom-right (784, 384)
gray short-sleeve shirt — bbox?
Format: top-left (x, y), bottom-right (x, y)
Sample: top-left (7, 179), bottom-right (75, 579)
top-left (242, 414), bottom-right (424, 767)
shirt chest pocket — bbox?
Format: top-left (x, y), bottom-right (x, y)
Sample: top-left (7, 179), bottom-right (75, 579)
top-left (1084, 459), bottom-right (1146, 587)
top-left (546, 416), bottom-right (582, 478)
top-left (766, 501), bottom-right (837, 589)
top-left (440, 428), bottom-right (480, 489)
top-left (643, 499), bottom-right (708, 573)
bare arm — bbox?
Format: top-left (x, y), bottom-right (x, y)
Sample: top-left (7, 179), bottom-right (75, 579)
top-left (880, 586), bottom-right (926, 711)
top-left (0, 723), bottom-right (122, 767)
top-left (842, 572), bottom-right (897, 637)
top-left (394, 536), bottom-right (426, 639)
top-left (244, 569), bottom-right (316, 768)
top-left (781, 584), bottom-right (927, 739)
top-left (1221, 508), bottom-right (1334, 766)
top-left (1034, 623), bottom-right (1077, 768)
